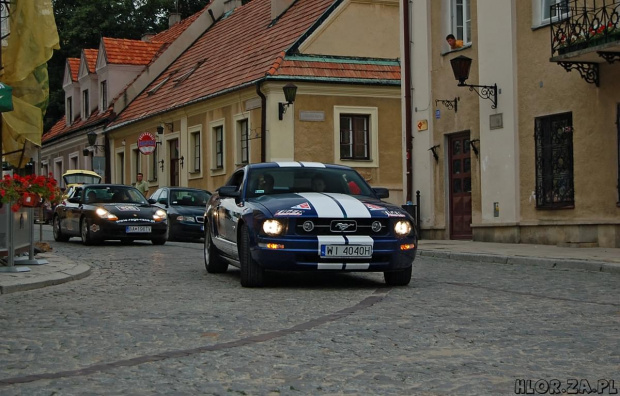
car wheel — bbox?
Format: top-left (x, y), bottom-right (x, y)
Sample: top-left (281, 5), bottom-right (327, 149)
top-left (204, 222), bottom-right (228, 273)
top-left (80, 217), bottom-right (96, 245)
top-left (384, 266), bottom-right (412, 286)
top-left (52, 215), bottom-right (69, 242)
top-left (239, 224), bottom-right (265, 287)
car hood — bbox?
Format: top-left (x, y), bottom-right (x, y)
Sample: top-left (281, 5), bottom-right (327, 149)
top-left (248, 193), bottom-right (407, 219)
top-left (100, 203), bottom-right (161, 220)
top-left (168, 205), bottom-right (206, 215)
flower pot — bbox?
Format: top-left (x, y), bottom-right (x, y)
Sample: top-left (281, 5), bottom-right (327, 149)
top-left (22, 193), bottom-right (40, 207)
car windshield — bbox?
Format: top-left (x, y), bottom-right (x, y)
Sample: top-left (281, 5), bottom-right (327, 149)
top-left (84, 186), bottom-right (149, 205)
top-left (170, 190), bottom-right (210, 206)
top-left (63, 172), bottom-right (102, 185)
top-left (246, 167), bottom-right (372, 198)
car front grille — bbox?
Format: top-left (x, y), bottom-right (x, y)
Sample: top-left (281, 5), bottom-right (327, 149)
top-left (294, 218), bottom-right (389, 236)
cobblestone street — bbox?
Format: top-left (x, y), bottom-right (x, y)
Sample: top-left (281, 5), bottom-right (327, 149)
top-left (0, 237), bottom-right (618, 395)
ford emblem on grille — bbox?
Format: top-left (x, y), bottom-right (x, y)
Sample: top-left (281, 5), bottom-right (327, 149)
top-left (330, 220), bottom-right (357, 232)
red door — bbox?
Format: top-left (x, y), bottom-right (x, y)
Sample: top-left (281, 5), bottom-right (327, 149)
top-left (449, 132), bottom-right (472, 239)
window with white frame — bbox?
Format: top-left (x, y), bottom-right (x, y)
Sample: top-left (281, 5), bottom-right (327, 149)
top-left (70, 155), bottom-right (78, 170)
top-left (214, 125), bottom-right (224, 169)
top-left (100, 80), bottom-right (108, 110)
top-left (66, 97), bottom-right (73, 124)
top-left (340, 115), bottom-right (370, 160)
top-left (190, 128), bottom-right (201, 172)
top-left (237, 118), bottom-right (249, 165)
top-left (148, 148), bottom-right (158, 182)
top-left (82, 89), bottom-right (89, 119)
top-left (451, 0), bottom-right (471, 45)
top-left (132, 147), bottom-right (140, 184)
top-left (116, 151), bottom-right (125, 184)
top-left (534, 0), bottom-right (569, 26)
top-left (333, 106), bottom-right (379, 167)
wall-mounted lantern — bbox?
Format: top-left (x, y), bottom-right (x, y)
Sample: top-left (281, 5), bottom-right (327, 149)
top-left (278, 82), bottom-right (298, 120)
top-left (450, 55), bottom-right (498, 109)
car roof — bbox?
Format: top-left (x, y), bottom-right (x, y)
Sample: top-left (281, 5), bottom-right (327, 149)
top-left (62, 169), bottom-right (102, 178)
top-left (246, 162), bottom-right (352, 171)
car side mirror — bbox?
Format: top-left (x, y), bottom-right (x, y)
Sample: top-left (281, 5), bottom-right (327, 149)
top-left (218, 185), bottom-right (240, 198)
top-left (67, 197), bottom-right (80, 204)
top-left (372, 187), bottom-right (389, 199)
top-left (148, 198), bottom-right (156, 204)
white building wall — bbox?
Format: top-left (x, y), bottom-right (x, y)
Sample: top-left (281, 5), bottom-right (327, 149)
top-left (476, 0), bottom-right (519, 224)
top-left (409, 0), bottom-right (435, 229)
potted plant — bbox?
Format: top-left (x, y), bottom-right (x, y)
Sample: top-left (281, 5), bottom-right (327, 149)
top-left (0, 173), bottom-right (62, 212)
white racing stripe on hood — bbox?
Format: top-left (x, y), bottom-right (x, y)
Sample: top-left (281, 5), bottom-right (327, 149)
top-left (325, 193), bottom-right (371, 218)
top-left (299, 193), bottom-right (345, 218)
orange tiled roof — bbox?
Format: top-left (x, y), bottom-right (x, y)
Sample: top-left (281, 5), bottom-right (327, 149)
top-left (83, 49), bottom-right (98, 73)
top-left (269, 55), bottom-right (401, 81)
top-left (42, 108), bottom-right (114, 144)
top-left (44, 8), bottom-right (200, 142)
top-left (110, 0), bottom-right (340, 127)
top-left (102, 37), bottom-right (164, 66)
top-left (67, 58), bottom-right (80, 81)
top-left (150, 6), bottom-right (208, 44)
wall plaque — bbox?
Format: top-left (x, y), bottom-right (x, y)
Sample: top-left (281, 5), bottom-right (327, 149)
top-left (299, 111), bottom-right (325, 122)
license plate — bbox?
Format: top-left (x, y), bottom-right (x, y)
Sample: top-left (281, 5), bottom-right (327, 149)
top-left (320, 245), bottom-right (372, 258)
top-left (126, 226), bottom-right (152, 233)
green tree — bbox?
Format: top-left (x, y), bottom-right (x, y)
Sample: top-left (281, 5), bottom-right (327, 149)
top-left (46, 0), bottom-right (208, 131)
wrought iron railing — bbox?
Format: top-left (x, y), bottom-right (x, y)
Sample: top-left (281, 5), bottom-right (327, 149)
top-left (550, 0), bottom-right (620, 57)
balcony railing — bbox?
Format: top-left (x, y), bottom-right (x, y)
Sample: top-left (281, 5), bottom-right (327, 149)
top-left (550, 0), bottom-right (620, 58)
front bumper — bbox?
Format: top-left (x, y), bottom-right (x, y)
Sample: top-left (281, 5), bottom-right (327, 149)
top-left (170, 221), bottom-right (205, 240)
top-left (251, 235), bottom-right (417, 272)
top-left (89, 219), bottom-right (168, 240)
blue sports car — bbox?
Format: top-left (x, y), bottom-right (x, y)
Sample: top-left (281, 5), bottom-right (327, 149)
top-left (203, 162), bottom-right (418, 287)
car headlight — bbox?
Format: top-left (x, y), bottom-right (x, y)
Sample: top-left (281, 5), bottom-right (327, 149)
top-left (262, 219), bottom-right (285, 236)
top-left (176, 215), bottom-right (196, 223)
top-left (95, 207), bottom-right (118, 221)
top-left (153, 209), bottom-right (167, 222)
top-left (394, 220), bottom-right (412, 237)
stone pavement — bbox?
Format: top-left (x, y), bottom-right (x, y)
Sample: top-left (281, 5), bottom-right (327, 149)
top-left (0, 239), bottom-right (618, 294)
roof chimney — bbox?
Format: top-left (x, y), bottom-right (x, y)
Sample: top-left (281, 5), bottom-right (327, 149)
top-left (223, 0), bottom-right (244, 14)
top-left (169, 12), bottom-right (181, 27)
top-left (141, 32), bottom-right (155, 42)
top-left (271, 0), bottom-right (294, 20)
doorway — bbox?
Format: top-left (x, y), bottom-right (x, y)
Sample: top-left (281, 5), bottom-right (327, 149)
top-left (448, 132), bottom-right (472, 239)
top-left (169, 139), bottom-right (179, 187)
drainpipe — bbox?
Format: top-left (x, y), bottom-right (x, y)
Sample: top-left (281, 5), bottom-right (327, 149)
top-left (256, 82), bottom-right (267, 162)
top-left (402, 0), bottom-right (413, 203)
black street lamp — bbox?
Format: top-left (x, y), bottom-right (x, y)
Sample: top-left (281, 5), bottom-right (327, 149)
top-left (450, 55), bottom-right (498, 109)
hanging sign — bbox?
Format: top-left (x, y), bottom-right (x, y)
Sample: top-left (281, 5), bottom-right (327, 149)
top-left (0, 83), bottom-right (13, 112)
top-left (137, 132), bottom-right (157, 155)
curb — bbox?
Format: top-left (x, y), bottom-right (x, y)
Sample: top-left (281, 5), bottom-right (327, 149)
top-left (418, 250), bottom-right (620, 274)
top-left (0, 263), bottom-right (92, 295)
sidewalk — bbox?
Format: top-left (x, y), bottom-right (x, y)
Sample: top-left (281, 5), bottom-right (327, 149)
top-left (1, 240), bottom-right (618, 294)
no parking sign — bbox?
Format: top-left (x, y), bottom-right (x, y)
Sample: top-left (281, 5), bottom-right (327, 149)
top-left (137, 132), bottom-right (157, 155)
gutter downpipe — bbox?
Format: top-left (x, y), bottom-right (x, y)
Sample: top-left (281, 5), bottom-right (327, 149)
top-left (402, 0), bottom-right (413, 203)
top-left (256, 82), bottom-right (267, 162)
